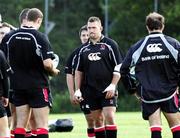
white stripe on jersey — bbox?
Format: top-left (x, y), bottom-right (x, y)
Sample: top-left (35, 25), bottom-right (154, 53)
top-left (6, 32), bottom-right (43, 61)
top-left (132, 34), bottom-right (179, 65)
top-left (98, 42), bottom-right (118, 65)
top-left (141, 90), bottom-right (177, 103)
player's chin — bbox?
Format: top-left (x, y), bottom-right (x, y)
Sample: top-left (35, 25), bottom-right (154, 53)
top-left (89, 34), bottom-right (95, 38)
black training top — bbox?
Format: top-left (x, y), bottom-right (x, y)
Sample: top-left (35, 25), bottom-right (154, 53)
top-left (120, 32), bottom-right (180, 103)
top-left (76, 36), bottom-right (123, 92)
top-left (0, 50), bottom-right (11, 98)
top-left (1, 26), bottom-right (54, 89)
top-left (65, 47), bottom-right (80, 75)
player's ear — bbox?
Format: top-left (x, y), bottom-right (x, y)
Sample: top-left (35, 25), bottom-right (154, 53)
top-left (100, 26), bottom-right (103, 32)
top-left (146, 25), bottom-right (151, 34)
top-left (37, 18), bottom-right (42, 24)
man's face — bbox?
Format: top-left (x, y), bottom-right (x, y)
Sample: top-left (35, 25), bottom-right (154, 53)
top-left (87, 21), bottom-right (102, 40)
top-left (0, 26), bottom-right (10, 43)
top-left (80, 30), bottom-right (89, 44)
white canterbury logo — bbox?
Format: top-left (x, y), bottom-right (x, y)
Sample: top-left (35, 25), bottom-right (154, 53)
top-left (146, 43), bottom-right (162, 53)
top-left (88, 52), bottom-right (101, 61)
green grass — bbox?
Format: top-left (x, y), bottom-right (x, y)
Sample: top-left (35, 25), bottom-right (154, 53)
top-left (49, 112), bottom-right (172, 138)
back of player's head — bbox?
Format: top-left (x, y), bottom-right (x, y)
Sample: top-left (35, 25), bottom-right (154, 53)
top-left (27, 8), bottom-right (43, 22)
top-left (88, 16), bottom-right (102, 25)
top-left (19, 8), bottom-right (30, 24)
top-left (146, 12), bottom-right (165, 31)
top-left (79, 25), bottom-right (87, 37)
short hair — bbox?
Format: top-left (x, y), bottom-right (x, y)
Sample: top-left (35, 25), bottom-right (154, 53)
top-left (87, 16), bottom-right (102, 25)
top-left (27, 8), bottom-right (43, 22)
top-left (146, 12), bottom-right (165, 31)
top-left (19, 8), bottom-right (30, 24)
top-left (79, 25), bottom-right (87, 37)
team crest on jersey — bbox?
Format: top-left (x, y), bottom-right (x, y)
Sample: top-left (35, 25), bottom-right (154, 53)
top-left (88, 52), bottom-right (101, 61)
top-left (146, 43), bottom-right (162, 53)
top-left (100, 44), bottom-right (106, 50)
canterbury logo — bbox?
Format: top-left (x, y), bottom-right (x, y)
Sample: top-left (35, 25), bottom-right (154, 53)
top-left (88, 52), bottom-right (101, 61)
top-left (146, 43), bottom-right (162, 53)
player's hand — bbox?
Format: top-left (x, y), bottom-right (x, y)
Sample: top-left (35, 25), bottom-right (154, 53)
top-left (176, 87), bottom-right (179, 94)
top-left (74, 89), bottom-right (83, 102)
top-left (0, 97), bottom-right (9, 107)
top-left (53, 68), bottom-right (60, 75)
top-left (134, 93), bottom-right (141, 101)
top-left (50, 68), bottom-right (60, 76)
top-left (103, 84), bottom-right (116, 99)
top-left (70, 94), bottom-right (79, 105)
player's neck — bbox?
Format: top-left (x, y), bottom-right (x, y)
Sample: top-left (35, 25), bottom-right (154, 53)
top-left (90, 35), bottom-right (102, 45)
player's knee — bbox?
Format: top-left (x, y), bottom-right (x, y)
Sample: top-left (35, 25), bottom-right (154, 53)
top-left (104, 114), bottom-right (115, 124)
top-left (86, 119), bottom-right (95, 128)
top-left (94, 117), bottom-right (104, 127)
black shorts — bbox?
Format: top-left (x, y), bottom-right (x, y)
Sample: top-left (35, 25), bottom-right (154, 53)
top-left (13, 88), bottom-right (52, 108)
top-left (85, 86), bottom-right (117, 111)
top-left (9, 89), bottom-right (15, 104)
top-left (142, 94), bottom-right (179, 120)
top-left (5, 104), bottom-right (11, 117)
top-left (79, 100), bottom-right (91, 115)
top-left (0, 101), bottom-right (7, 118)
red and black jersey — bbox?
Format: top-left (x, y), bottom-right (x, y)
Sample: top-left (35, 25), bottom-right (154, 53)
top-left (1, 26), bottom-right (54, 89)
top-left (76, 36), bottom-right (123, 92)
top-left (120, 32), bottom-right (180, 103)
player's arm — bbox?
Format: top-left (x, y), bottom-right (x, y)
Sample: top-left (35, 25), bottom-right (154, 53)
top-left (74, 70), bottom-right (84, 102)
top-left (66, 74), bottom-right (77, 104)
top-left (120, 48), bottom-right (137, 95)
top-left (104, 40), bottom-right (123, 99)
top-left (43, 58), bottom-right (59, 76)
top-left (74, 51), bottom-right (84, 101)
top-left (104, 66), bottom-right (121, 99)
top-left (65, 50), bottom-right (79, 104)
top-left (0, 50), bottom-right (11, 107)
top-left (40, 33), bottom-right (60, 76)
top-left (75, 70), bottom-right (83, 90)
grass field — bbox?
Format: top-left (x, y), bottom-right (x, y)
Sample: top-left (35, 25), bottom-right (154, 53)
top-left (48, 112), bottom-right (172, 138)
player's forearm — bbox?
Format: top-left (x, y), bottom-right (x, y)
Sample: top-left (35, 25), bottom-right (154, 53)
top-left (2, 76), bottom-right (10, 98)
top-left (43, 58), bottom-right (53, 70)
top-left (111, 73), bottom-right (121, 86)
top-left (66, 74), bottom-right (75, 96)
top-left (75, 70), bottom-right (83, 90)
top-left (43, 58), bottom-right (59, 76)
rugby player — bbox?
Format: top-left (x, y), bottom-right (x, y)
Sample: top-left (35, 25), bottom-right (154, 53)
top-left (120, 12), bottom-right (180, 138)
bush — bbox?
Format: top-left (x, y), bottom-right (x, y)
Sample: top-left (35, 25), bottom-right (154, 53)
top-left (117, 94), bottom-right (141, 112)
top-left (50, 91), bottom-right (81, 113)
top-left (50, 89), bottom-right (141, 114)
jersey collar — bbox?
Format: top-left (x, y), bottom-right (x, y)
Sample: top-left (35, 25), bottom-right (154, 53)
top-left (88, 35), bottom-right (104, 45)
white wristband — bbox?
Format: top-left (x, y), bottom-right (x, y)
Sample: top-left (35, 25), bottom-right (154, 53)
top-left (74, 89), bottom-right (82, 98)
top-left (52, 54), bottom-right (59, 68)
